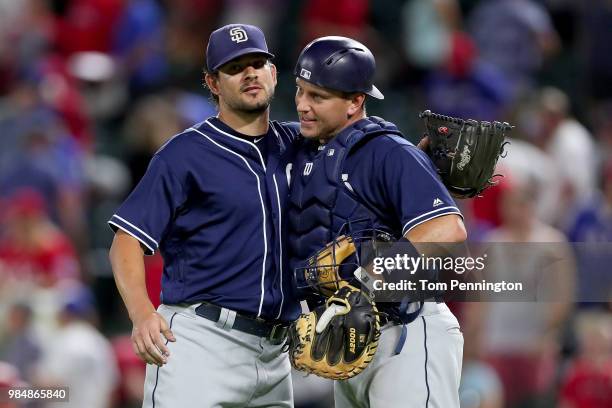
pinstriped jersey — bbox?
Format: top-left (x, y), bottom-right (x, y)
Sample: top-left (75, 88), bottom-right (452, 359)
top-left (108, 117), bottom-right (301, 322)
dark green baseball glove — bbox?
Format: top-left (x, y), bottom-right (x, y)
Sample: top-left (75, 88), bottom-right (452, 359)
top-left (419, 110), bottom-right (512, 198)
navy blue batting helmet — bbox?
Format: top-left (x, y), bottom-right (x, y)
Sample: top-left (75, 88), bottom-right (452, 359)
top-left (294, 36), bottom-right (384, 100)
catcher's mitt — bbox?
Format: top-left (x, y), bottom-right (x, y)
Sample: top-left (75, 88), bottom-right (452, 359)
top-left (287, 285), bottom-right (380, 380)
top-left (420, 110), bottom-right (512, 198)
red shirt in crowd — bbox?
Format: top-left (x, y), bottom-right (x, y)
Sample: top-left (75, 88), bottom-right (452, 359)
top-left (560, 358), bottom-right (612, 408)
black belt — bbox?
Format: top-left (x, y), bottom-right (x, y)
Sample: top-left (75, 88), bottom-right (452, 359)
top-left (195, 303), bottom-right (289, 345)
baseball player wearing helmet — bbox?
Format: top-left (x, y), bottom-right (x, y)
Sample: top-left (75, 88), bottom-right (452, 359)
top-left (288, 36), bottom-right (466, 407)
top-left (108, 24), bottom-right (302, 407)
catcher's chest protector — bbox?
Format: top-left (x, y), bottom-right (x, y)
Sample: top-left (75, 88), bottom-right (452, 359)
top-left (288, 117), bottom-right (402, 272)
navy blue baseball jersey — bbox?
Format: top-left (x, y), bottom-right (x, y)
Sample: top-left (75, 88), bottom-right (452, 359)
top-left (288, 117), bottom-right (462, 269)
top-left (342, 133), bottom-right (462, 235)
top-left (108, 117), bottom-right (301, 322)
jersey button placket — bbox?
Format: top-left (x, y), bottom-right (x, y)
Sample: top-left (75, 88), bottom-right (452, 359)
top-left (248, 147), bottom-right (263, 168)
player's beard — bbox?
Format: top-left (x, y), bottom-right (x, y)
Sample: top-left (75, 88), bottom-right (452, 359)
top-left (227, 89), bottom-right (274, 114)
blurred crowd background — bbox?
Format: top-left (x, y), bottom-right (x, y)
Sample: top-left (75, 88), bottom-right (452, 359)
top-left (0, 0), bottom-right (610, 407)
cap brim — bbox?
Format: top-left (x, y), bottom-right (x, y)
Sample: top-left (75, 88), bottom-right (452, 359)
top-left (366, 85), bottom-right (384, 100)
top-left (212, 48), bottom-right (275, 71)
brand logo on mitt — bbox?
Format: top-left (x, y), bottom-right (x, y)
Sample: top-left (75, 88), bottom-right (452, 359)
top-left (457, 145), bottom-right (471, 170)
top-left (438, 126), bottom-right (449, 135)
top-left (300, 68), bottom-right (312, 79)
top-left (229, 27), bottom-right (248, 43)
top-left (349, 328), bottom-right (356, 353)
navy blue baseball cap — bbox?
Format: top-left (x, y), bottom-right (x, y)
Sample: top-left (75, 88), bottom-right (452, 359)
top-left (206, 24), bottom-right (275, 72)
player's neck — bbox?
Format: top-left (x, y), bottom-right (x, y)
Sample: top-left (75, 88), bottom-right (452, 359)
top-left (217, 108), bottom-right (270, 136)
top-left (318, 113), bottom-right (367, 144)
top-left (344, 112), bottom-right (367, 130)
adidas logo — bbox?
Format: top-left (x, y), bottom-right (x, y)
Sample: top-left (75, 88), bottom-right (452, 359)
top-left (433, 198), bottom-right (444, 207)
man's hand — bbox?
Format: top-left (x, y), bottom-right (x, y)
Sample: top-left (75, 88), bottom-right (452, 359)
top-left (416, 135), bottom-right (430, 153)
top-left (109, 231), bottom-right (176, 366)
top-left (131, 310), bottom-right (176, 366)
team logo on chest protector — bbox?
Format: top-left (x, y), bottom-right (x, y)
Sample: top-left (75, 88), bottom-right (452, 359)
top-left (303, 162), bottom-right (314, 176)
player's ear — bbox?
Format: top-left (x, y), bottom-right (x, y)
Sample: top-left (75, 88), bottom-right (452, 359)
top-left (204, 73), bottom-right (220, 97)
top-left (269, 62), bottom-right (277, 86)
top-left (347, 93), bottom-right (366, 116)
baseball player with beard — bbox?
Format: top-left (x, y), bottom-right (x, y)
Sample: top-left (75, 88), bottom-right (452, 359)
top-left (288, 36), bottom-right (466, 407)
top-left (108, 24), bottom-right (302, 407)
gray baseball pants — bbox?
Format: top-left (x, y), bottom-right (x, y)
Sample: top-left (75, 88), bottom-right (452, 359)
top-left (334, 302), bottom-right (464, 408)
top-left (142, 304), bottom-right (293, 408)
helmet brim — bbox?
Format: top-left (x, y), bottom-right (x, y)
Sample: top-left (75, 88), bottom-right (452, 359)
top-left (366, 85), bottom-right (384, 100)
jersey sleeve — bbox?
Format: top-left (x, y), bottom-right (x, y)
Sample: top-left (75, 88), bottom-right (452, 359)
top-left (108, 154), bottom-right (185, 255)
top-left (381, 144), bottom-right (463, 236)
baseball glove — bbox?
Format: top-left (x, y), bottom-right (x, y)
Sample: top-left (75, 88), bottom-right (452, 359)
top-left (420, 110), bottom-right (511, 198)
top-left (287, 285), bottom-right (380, 380)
